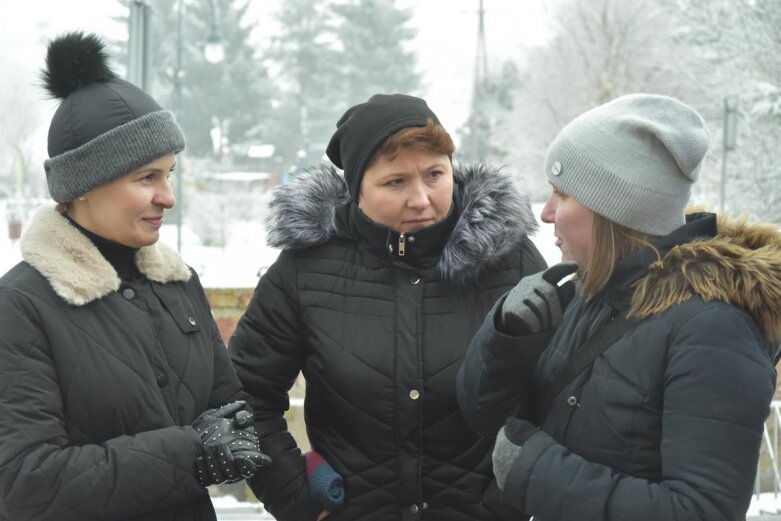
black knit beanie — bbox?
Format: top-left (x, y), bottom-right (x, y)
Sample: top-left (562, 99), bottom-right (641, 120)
top-left (326, 93), bottom-right (441, 201)
top-left (42, 31), bottom-right (185, 203)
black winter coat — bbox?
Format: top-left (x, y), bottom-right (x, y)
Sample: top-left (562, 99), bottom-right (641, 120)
top-left (0, 206), bottom-right (244, 521)
top-left (458, 213), bottom-right (780, 521)
top-left (229, 163), bottom-right (547, 521)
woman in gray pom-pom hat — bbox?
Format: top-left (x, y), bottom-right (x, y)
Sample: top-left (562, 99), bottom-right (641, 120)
top-left (0, 32), bottom-right (270, 521)
top-left (458, 93), bottom-right (781, 521)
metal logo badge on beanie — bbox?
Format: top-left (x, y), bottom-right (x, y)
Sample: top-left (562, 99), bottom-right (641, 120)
top-left (544, 93), bottom-right (710, 236)
top-left (325, 93), bottom-right (441, 201)
top-left (42, 31), bottom-right (185, 203)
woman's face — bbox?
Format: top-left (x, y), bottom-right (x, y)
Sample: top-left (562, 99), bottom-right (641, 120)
top-left (540, 186), bottom-right (594, 268)
top-left (69, 153), bottom-right (176, 248)
top-left (358, 147), bottom-right (453, 234)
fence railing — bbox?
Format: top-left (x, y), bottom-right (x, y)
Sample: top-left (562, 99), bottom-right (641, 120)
top-left (757, 400), bottom-right (781, 505)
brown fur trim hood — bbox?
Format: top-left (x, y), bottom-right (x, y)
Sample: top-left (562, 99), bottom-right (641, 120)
top-left (630, 212), bottom-right (781, 345)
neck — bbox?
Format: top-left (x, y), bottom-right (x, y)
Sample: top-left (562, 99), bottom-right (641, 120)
top-left (64, 213), bottom-right (141, 281)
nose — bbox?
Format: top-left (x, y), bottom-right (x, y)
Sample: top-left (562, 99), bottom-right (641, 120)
top-left (406, 180), bottom-right (431, 211)
top-left (541, 192), bottom-right (556, 224)
top-left (154, 177), bottom-right (176, 209)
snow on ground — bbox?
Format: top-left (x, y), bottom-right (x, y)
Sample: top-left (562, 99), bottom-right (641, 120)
top-left (749, 492), bottom-right (781, 517)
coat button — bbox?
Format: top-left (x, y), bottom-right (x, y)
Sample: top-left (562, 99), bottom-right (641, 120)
top-left (188, 317), bottom-right (197, 326)
top-left (422, 502), bottom-right (429, 510)
top-left (567, 395), bottom-right (578, 407)
top-left (551, 160), bottom-right (563, 176)
top-left (157, 374), bottom-right (169, 387)
top-left (122, 288), bottom-right (135, 300)
top-left (407, 235), bottom-right (416, 243)
top-left (409, 276), bottom-right (421, 285)
top-left (409, 504), bottom-right (419, 514)
top-left (409, 389), bottom-right (420, 400)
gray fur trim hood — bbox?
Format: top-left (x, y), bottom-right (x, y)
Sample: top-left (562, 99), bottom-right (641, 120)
top-left (266, 161), bottom-right (539, 284)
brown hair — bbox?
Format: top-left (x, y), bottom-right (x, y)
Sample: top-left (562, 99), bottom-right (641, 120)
top-left (366, 119), bottom-right (455, 168)
top-left (580, 213), bottom-right (658, 299)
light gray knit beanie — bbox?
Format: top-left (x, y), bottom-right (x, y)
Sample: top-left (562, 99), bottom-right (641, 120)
top-left (544, 93), bottom-right (710, 236)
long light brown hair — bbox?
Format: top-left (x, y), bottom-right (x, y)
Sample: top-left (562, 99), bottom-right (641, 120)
top-left (580, 213), bottom-right (658, 299)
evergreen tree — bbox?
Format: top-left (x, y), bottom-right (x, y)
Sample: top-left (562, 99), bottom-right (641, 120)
top-left (268, 0), bottom-right (343, 166)
top-left (332, 0), bottom-right (421, 106)
top-left (123, 0), bottom-right (275, 159)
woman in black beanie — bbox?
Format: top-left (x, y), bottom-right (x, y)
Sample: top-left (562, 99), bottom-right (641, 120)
top-left (229, 93), bottom-right (547, 520)
top-left (0, 32), bottom-right (269, 521)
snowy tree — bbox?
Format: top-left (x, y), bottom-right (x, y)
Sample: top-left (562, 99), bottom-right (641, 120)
top-left (268, 0), bottom-right (343, 166)
top-left (331, 0), bottom-right (421, 106)
top-left (0, 55), bottom-right (45, 208)
top-left (663, 0), bottom-right (781, 222)
top-left (487, 0), bottom-right (701, 202)
top-left (457, 60), bottom-right (521, 162)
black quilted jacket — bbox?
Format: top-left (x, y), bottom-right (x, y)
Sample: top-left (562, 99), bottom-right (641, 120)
top-left (229, 163), bottom-right (546, 521)
top-left (0, 206), bottom-right (245, 521)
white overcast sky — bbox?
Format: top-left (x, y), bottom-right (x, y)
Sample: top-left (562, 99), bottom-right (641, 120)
top-left (0, 0), bottom-right (551, 134)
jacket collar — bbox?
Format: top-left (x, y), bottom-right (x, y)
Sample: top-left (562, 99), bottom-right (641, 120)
top-left (339, 190), bottom-right (460, 271)
top-left (265, 161), bottom-right (538, 285)
top-left (20, 204), bottom-right (191, 306)
top-left (603, 211), bottom-right (781, 345)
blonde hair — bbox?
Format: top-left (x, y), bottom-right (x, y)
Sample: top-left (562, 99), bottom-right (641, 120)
top-left (580, 213), bottom-right (658, 299)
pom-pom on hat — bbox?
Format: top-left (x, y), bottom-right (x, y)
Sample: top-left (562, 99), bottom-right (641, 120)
top-left (42, 31), bottom-right (185, 203)
top-left (326, 93), bottom-right (441, 201)
top-left (544, 93), bottom-right (710, 236)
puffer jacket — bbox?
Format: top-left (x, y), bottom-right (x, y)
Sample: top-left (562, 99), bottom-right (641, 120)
top-left (0, 205), bottom-right (245, 521)
top-left (229, 162), bottom-right (547, 521)
top-left (458, 212), bottom-right (781, 521)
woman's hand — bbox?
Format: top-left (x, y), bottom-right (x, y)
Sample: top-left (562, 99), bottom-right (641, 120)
top-left (501, 262), bottom-right (577, 335)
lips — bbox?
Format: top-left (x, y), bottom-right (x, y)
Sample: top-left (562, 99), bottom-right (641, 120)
top-left (143, 216), bottom-right (164, 228)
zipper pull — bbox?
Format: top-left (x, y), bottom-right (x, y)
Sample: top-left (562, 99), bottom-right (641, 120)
top-left (398, 233), bottom-right (406, 256)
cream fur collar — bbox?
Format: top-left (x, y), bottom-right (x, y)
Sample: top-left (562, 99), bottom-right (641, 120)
top-left (20, 204), bottom-right (191, 306)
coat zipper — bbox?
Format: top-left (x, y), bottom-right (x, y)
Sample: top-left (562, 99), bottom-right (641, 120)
top-left (398, 233), bottom-right (406, 256)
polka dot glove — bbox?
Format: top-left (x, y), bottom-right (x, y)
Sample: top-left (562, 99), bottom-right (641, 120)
top-left (192, 401), bottom-right (271, 486)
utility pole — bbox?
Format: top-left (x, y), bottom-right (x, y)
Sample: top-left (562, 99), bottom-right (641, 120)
top-left (468, 0), bottom-right (490, 158)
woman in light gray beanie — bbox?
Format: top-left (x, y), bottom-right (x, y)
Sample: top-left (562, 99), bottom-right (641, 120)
top-left (458, 93), bottom-right (781, 520)
top-left (0, 32), bottom-right (270, 521)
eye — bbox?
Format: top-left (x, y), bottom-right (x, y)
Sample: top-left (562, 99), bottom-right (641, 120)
top-left (385, 178), bottom-right (404, 187)
top-left (426, 170), bottom-right (443, 181)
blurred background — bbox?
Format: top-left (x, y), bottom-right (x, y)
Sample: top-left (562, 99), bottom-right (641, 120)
top-left (0, 0), bottom-right (779, 516)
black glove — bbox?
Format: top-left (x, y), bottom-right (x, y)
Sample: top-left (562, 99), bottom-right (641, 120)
top-left (501, 262), bottom-right (578, 335)
top-left (192, 400), bottom-right (271, 486)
